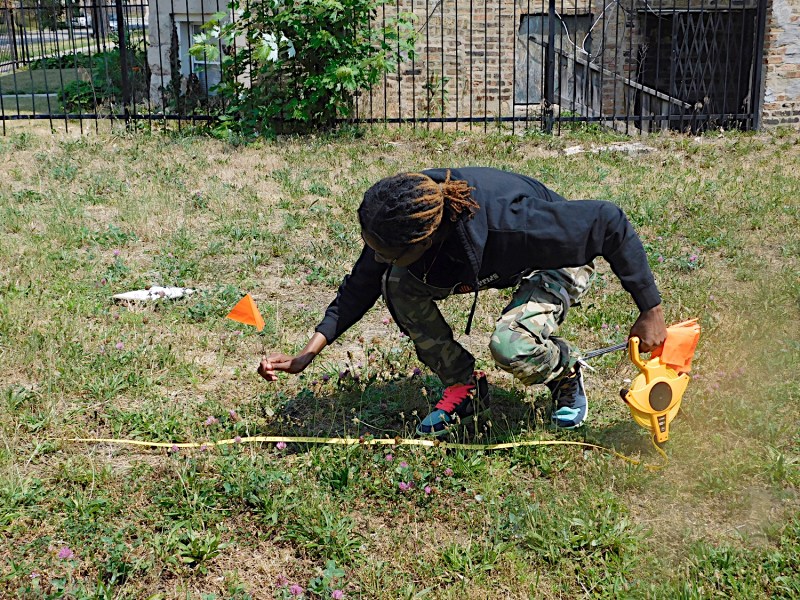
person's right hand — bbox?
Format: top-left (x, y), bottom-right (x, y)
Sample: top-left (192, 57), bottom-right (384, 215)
top-left (257, 352), bottom-right (314, 382)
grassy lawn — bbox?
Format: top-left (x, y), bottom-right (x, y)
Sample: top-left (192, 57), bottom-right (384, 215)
top-left (0, 68), bottom-right (83, 95)
top-left (0, 93), bottom-right (62, 116)
top-left (0, 126), bottom-right (798, 599)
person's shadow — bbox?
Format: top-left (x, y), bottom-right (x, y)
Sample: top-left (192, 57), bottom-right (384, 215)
top-left (258, 374), bottom-right (668, 458)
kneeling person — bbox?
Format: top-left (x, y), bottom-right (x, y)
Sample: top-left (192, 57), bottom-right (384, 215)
top-left (258, 168), bottom-right (667, 436)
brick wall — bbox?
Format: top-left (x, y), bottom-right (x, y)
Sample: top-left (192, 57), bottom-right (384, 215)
top-left (355, 0), bottom-right (598, 121)
top-left (761, 0), bottom-right (800, 127)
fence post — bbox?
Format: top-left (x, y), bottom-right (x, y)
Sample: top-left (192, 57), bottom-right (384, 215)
top-left (544, 0), bottom-right (556, 133)
top-left (114, 0), bottom-right (132, 125)
top-left (8, 9), bottom-right (19, 66)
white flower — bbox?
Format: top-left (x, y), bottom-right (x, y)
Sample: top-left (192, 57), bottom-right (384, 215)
top-left (261, 32), bottom-right (279, 62)
top-left (259, 32), bottom-right (295, 63)
top-left (281, 34), bottom-right (296, 58)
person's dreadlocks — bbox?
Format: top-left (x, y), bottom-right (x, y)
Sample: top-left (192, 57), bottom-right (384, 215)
top-left (358, 171), bottom-right (478, 247)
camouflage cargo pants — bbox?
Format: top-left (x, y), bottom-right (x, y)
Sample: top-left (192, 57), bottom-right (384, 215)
top-left (383, 264), bottom-right (595, 387)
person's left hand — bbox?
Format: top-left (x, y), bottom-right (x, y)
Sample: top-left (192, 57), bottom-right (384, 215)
top-left (629, 304), bottom-right (667, 353)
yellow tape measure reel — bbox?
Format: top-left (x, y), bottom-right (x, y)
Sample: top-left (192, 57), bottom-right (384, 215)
top-left (620, 337), bottom-right (689, 443)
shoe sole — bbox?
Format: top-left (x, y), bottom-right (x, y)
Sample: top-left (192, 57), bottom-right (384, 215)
top-left (551, 404), bottom-right (588, 429)
top-left (417, 407), bottom-right (492, 437)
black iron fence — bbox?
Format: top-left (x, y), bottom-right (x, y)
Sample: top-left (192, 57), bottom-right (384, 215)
top-left (0, 0), bottom-right (768, 134)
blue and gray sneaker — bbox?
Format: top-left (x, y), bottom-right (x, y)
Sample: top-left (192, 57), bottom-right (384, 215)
top-left (547, 365), bottom-right (587, 428)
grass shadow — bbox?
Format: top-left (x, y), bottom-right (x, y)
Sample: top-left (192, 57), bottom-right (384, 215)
top-left (256, 376), bottom-right (545, 444)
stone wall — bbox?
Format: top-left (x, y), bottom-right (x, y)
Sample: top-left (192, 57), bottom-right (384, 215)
top-left (761, 0), bottom-right (800, 126)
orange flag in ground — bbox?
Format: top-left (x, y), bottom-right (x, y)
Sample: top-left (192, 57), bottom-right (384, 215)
top-left (651, 318), bottom-right (701, 373)
top-left (226, 294), bottom-right (265, 331)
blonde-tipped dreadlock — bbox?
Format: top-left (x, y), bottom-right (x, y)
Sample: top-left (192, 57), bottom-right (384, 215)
top-left (358, 170), bottom-right (478, 247)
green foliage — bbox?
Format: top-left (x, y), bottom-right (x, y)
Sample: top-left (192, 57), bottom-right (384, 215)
top-left (439, 541), bottom-right (508, 581)
top-left (54, 41), bottom-right (149, 112)
top-left (58, 79), bottom-right (96, 113)
top-left (79, 224), bottom-right (138, 248)
top-left (286, 503), bottom-right (363, 564)
top-left (30, 52), bottom-right (93, 70)
top-left (645, 520), bottom-right (800, 598)
top-left (307, 560), bottom-right (346, 596)
top-left (190, 0), bottom-right (416, 136)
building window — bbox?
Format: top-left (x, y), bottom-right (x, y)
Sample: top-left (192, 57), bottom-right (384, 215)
top-left (177, 20), bottom-right (222, 95)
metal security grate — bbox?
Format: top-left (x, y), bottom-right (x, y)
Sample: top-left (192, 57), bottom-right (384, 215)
top-left (639, 6), bottom-right (758, 130)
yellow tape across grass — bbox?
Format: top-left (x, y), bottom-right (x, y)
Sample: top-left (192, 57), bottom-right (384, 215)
top-left (67, 435), bottom-right (668, 471)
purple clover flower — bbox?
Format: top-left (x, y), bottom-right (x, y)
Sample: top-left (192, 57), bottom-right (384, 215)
top-left (204, 416), bottom-right (218, 426)
top-left (57, 547), bottom-right (74, 560)
top-left (289, 584), bottom-right (304, 596)
top-left (276, 441), bottom-right (287, 450)
top-left (424, 486), bottom-right (432, 495)
top-left (444, 468), bottom-right (454, 477)
top-left (332, 591), bottom-right (344, 599)
top-left (115, 342), bottom-right (124, 350)
top-left (385, 454), bottom-right (393, 462)
top-left (398, 481), bottom-right (413, 492)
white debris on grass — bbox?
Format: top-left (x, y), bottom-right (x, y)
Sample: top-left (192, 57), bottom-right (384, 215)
top-left (112, 287), bottom-right (196, 303)
top-left (563, 141), bottom-right (655, 156)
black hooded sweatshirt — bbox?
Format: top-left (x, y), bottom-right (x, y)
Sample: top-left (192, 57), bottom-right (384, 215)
top-left (315, 167), bottom-right (661, 344)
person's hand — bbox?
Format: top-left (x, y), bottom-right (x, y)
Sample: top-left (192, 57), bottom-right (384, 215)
top-left (257, 352), bottom-right (314, 381)
top-left (629, 304), bottom-right (667, 353)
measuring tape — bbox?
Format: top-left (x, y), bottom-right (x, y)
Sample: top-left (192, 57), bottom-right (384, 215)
top-left (66, 434), bottom-right (668, 470)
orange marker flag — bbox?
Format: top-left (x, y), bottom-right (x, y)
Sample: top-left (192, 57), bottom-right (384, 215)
top-left (226, 294), bottom-right (265, 332)
top-left (651, 318), bottom-right (701, 373)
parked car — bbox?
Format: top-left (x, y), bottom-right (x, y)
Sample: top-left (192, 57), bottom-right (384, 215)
top-left (71, 15), bottom-right (90, 28)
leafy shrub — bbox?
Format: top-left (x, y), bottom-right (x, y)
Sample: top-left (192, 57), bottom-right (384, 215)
top-left (30, 52), bottom-right (93, 70)
top-left (91, 37), bottom-right (150, 103)
top-left (58, 80), bottom-right (96, 112)
top-left (53, 40), bottom-right (149, 112)
top-left (190, 0), bottom-right (416, 136)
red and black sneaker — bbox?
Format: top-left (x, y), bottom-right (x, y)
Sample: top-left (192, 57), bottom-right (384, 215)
top-left (416, 371), bottom-right (490, 437)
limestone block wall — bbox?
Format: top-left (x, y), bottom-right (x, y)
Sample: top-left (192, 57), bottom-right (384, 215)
top-left (762, 0), bottom-right (800, 126)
